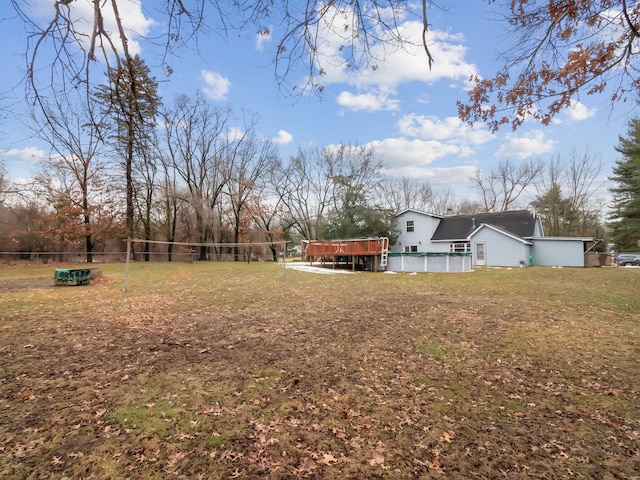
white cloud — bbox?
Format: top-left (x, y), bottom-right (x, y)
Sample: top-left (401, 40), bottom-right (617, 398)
top-left (255, 27), bottom-right (272, 51)
top-left (358, 135), bottom-right (478, 186)
top-left (305, 8), bottom-right (478, 116)
top-left (551, 100), bottom-right (598, 125)
top-left (311, 10), bottom-right (478, 90)
top-left (225, 127), bottom-right (245, 142)
top-left (386, 164), bottom-right (478, 185)
top-left (366, 137), bottom-right (474, 168)
top-left (273, 130), bottom-right (293, 145)
top-left (336, 91), bottom-right (400, 112)
top-left (565, 100), bottom-right (597, 122)
top-left (201, 70), bottom-right (232, 100)
top-left (494, 130), bottom-right (557, 160)
top-left (354, 27), bottom-right (477, 88)
top-left (0, 147), bottom-right (47, 163)
top-left (396, 114), bottom-right (493, 145)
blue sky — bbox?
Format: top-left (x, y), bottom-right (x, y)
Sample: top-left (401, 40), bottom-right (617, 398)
top-left (0, 1), bottom-right (633, 204)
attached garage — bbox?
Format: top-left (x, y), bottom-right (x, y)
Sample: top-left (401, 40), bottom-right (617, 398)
top-left (529, 237), bottom-right (595, 267)
top-left (468, 225), bottom-right (597, 268)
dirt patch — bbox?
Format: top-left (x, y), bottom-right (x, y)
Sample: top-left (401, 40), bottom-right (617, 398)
top-left (0, 268), bottom-right (104, 292)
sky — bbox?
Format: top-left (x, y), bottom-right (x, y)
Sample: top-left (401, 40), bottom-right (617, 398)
top-left (0, 1), bottom-right (635, 206)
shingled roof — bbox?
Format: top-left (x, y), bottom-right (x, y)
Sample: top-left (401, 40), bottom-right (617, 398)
top-left (431, 210), bottom-right (538, 241)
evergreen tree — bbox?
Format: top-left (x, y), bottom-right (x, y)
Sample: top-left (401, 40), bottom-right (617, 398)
top-left (323, 185), bottom-right (398, 243)
top-left (608, 118), bottom-right (640, 251)
top-left (536, 182), bottom-right (579, 237)
top-left (94, 55), bottom-right (160, 253)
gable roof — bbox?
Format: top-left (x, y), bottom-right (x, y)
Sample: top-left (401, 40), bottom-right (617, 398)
top-left (395, 208), bottom-right (444, 219)
top-left (469, 223), bottom-right (533, 245)
top-left (431, 210), bottom-right (539, 241)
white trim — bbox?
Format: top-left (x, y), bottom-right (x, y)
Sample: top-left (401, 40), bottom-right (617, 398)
top-left (527, 236), bottom-right (595, 242)
top-left (475, 241), bottom-right (486, 266)
top-left (469, 223), bottom-right (533, 245)
top-left (432, 238), bottom-right (467, 243)
top-left (395, 208), bottom-right (444, 219)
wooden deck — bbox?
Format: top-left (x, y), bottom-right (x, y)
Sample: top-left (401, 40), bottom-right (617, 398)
top-left (301, 237), bottom-right (389, 271)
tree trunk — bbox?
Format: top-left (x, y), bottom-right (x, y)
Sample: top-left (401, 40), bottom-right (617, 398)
top-left (84, 213), bottom-right (93, 263)
top-left (126, 130), bottom-right (136, 260)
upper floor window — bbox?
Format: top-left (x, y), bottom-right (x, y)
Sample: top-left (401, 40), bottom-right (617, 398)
top-left (404, 245), bottom-right (418, 253)
top-left (406, 220), bottom-right (414, 232)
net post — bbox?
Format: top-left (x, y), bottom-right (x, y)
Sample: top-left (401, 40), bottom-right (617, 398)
top-left (282, 240), bottom-right (286, 279)
top-left (124, 238), bottom-right (131, 293)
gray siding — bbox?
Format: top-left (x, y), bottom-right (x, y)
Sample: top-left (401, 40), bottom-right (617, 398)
top-left (471, 228), bottom-right (531, 267)
top-left (531, 239), bottom-right (585, 267)
top-left (533, 217), bottom-right (545, 236)
top-left (393, 211), bottom-right (446, 253)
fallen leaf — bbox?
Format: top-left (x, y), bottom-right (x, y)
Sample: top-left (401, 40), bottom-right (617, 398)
top-left (297, 457), bottom-right (316, 472)
top-left (321, 453), bottom-right (338, 465)
top-left (369, 450), bottom-right (385, 466)
top-left (167, 451), bottom-right (187, 468)
top-left (441, 431), bottom-right (455, 443)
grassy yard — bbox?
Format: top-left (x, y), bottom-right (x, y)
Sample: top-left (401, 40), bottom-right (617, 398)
top-left (0, 262), bottom-right (639, 479)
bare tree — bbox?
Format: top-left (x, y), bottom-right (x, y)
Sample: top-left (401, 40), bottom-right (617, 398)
top-left (566, 151), bottom-right (605, 234)
top-left (535, 151), bottom-right (604, 236)
top-left (14, 1), bottom-right (432, 104)
top-left (157, 151), bottom-right (187, 261)
top-left (454, 200), bottom-right (487, 215)
top-left (163, 94), bottom-right (230, 260)
top-left (0, 160), bottom-right (8, 205)
top-left (273, 144), bottom-right (382, 240)
top-left (222, 117), bottom-right (279, 261)
top-left (245, 189), bottom-right (285, 262)
top-left (325, 143), bottom-right (385, 212)
top-left (375, 176), bottom-right (434, 212)
top-left (132, 134), bottom-right (159, 261)
top-left (271, 148), bottom-right (336, 241)
top-left (29, 91), bottom-right (108, 262)
top-left (15, 1), bottom-right (638, 133)
top-left (472, 158), bottom-right (544, 212)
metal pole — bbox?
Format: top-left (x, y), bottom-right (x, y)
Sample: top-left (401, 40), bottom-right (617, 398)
top-left (282, 241), bottom-right (286, 279)
top-left (124, 239), bottom-right (131, 293)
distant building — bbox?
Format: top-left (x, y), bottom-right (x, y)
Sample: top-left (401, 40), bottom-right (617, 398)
top-left (390, 209), bottom-right (601, 272)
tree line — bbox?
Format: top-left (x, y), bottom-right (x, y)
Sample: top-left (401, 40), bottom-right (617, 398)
top-left (2, 1), bottom-right (638, 259)
top-left (0, 56), bottom-right (614, 262)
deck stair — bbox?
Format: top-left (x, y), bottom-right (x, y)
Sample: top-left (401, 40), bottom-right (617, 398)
top-left (380, 238), bottom-right (389, 267)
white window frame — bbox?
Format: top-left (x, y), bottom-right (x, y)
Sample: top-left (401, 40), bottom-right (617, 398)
top-left (403, 245), bottom-right (418, 253)
top-left (476, 242), bottom-right (486, 266)
top-left (450, 242), bottom-right (470, 253)
top-left (406, 220), bottom-right (414, 232)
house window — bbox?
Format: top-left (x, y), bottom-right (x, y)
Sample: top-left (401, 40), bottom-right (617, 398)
top-left (406, 220), bottom-right (414, 232)
top-left (450, 242), bottom-right (470, 253)
top-left (404, 245), bottom-right (418, 253)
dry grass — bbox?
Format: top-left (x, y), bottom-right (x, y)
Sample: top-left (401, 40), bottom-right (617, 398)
top-left (0, 262), bottom-right (639, 479)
